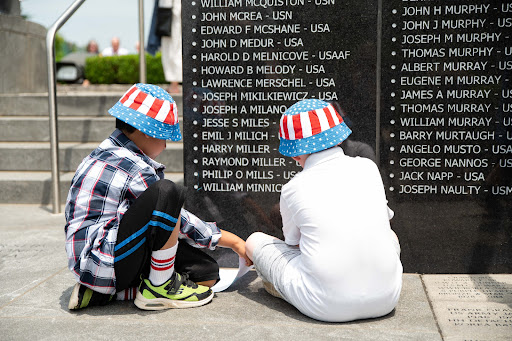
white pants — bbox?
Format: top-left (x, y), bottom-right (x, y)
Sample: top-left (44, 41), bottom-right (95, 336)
top-left (251, 232), bottom-right (402, 322)
top-left (160, 0), bottom-right (182, 83)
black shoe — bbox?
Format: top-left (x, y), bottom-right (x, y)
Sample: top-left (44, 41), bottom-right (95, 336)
top-left (68, 283), bottom-right (114, 310)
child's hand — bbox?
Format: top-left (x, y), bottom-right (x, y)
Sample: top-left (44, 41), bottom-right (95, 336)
top-left (218, 229), bottom-right (253, 266)
top-left (233, 240), bottom-right (253, 267)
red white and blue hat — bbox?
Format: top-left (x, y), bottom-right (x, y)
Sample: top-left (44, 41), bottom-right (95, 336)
top-left (108, 83), bottom-right (181, 141)
top-left (279, 99), bottom-right (352, 157)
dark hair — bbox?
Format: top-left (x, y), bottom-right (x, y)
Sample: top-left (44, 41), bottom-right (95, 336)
top-left (116, 118), bottom-right (136, 134)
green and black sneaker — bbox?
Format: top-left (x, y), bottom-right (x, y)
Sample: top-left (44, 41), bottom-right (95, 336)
top-left (134, 272), bottom-right (213, 310)
top-left (68, 283), bottom-right (114, 310)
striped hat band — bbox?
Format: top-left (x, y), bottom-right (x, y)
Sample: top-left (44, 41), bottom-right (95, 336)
top-left (279, 104), bottom-right (343, 141)
top-left (120, 84), bottom-right (178, 126)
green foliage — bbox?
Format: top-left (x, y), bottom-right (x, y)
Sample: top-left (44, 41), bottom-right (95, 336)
top-left (117, 55), bottom-right (139, 84)
top-left (84, 53), bottom-right (166, 84)
top-left (55, 33), bottom-right (76, 62)
top-left (85, 56), bottom-right (117, 83)
top-left (147, 53), bottom-right (166, 84)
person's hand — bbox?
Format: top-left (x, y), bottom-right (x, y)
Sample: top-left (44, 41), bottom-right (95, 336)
top-left (217, 229), bottom-right (254, 266)
top-left (233, 240), bottom-right (253, 266)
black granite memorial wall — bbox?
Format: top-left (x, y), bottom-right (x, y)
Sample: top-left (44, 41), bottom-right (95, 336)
top-left (181, 0), bottom-right (512, 273)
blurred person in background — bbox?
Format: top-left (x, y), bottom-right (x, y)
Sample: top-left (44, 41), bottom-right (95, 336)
top-left (151, 0), bottom-right (182, 94)
top-left (86, 40), bottom-right (99, 54)
top-left (102, 36), bottom-right (128, 56)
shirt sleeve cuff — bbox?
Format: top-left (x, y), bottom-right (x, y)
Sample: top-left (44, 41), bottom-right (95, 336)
top-left (284, 237), bottom-right (300, 246)
top-left (209, 232), bottom-right (221, 250)
top-left (387, 205), bottom-right (395, 220)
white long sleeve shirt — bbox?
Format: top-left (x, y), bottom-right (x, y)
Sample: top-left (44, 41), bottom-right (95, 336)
top-left (280, 147), bottom-right (402, 322)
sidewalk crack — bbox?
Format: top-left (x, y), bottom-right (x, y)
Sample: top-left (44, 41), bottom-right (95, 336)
top-left (420, 274), bottom-right (445, 341)
top-left (0, 266), bottom-right (67, 310)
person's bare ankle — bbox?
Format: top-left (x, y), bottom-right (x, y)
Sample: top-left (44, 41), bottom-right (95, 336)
top-left (167, 82), bottom-right (180, 94)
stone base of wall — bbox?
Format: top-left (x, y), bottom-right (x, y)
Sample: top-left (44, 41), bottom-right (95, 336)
top-left (0, 15), bottom-right (47, 94)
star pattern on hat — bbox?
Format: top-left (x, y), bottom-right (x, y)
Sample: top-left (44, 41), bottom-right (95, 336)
top-left (108, 83), bottom-right (182, 141)
top-left (285, 98), bottom-right (329, 116)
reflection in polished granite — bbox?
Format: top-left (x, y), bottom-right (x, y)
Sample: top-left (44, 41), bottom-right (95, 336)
top-left (180, 0), bottom-right (511, 274)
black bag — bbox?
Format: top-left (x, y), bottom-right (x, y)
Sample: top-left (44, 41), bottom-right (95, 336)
top-left (156, 7), bottom-right (173, 37)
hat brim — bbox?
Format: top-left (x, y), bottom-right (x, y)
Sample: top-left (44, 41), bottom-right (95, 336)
top-left (279, 122), bottom-right (352, 157)
top-left (108, 101), bottom-right (182, 141)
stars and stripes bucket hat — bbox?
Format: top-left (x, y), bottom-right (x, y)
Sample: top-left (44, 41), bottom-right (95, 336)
top-left (108, 83), bottom-right (182, 141)
top-left (279, 99), bottom-right (352, 157)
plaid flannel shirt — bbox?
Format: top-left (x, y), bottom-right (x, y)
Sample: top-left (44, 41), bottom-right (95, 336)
top-left (64, 129), bottom-right (221, 294)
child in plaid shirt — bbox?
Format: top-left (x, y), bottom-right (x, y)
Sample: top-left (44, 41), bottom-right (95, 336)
top-left (65, 83), bottom-right (251, 310)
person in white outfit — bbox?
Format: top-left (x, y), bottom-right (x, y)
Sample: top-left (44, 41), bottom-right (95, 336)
top-left (246, 99), bottom-right (403, 323)
top-left (159, 0), bottom-right (182, 94)
top-left (101, 37), bottom-right (128, 56)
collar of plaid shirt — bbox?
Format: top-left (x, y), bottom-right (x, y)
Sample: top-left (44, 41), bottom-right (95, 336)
top-left (110, 129), bottom-right (166, 174)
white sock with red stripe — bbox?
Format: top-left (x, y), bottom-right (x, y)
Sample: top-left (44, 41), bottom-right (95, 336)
top-left (116, 287), bottom-right (138, 301)
top-left (148, 243), bottom-right (178, 286)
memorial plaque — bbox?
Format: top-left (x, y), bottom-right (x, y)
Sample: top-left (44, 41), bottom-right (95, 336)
top-left (423, 275), bottom-right (512, 340)
top-left (380, 1), bottom-right (512, 273)
top-left (182, 0), bottom-right (512, 272)
top-left (423, 274), bottom-right (512, 302)
top-left (434, 302), bottom-right (512, 340)
top-left (182, 0), bottom-right (379, 239)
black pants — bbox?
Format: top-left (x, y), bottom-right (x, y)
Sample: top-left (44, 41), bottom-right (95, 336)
top-left (114, 180), bottom-right (219, 291)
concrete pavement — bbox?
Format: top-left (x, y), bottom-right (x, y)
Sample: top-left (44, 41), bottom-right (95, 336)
top-left (0, 204), bottom-right (510, 340)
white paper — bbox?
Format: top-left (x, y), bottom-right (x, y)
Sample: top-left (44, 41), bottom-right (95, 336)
top-left (211, 257), bottom-right (253, 292)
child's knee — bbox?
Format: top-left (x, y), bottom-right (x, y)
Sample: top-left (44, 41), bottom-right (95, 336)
top-left (147, 179), bottom-right (185, 204)
top-left (246, 232), bottom-right (266, 248)
top-left (246, 232), bottom-right (273, 259)
top-left (151, 179), bottom-right (175, 193)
